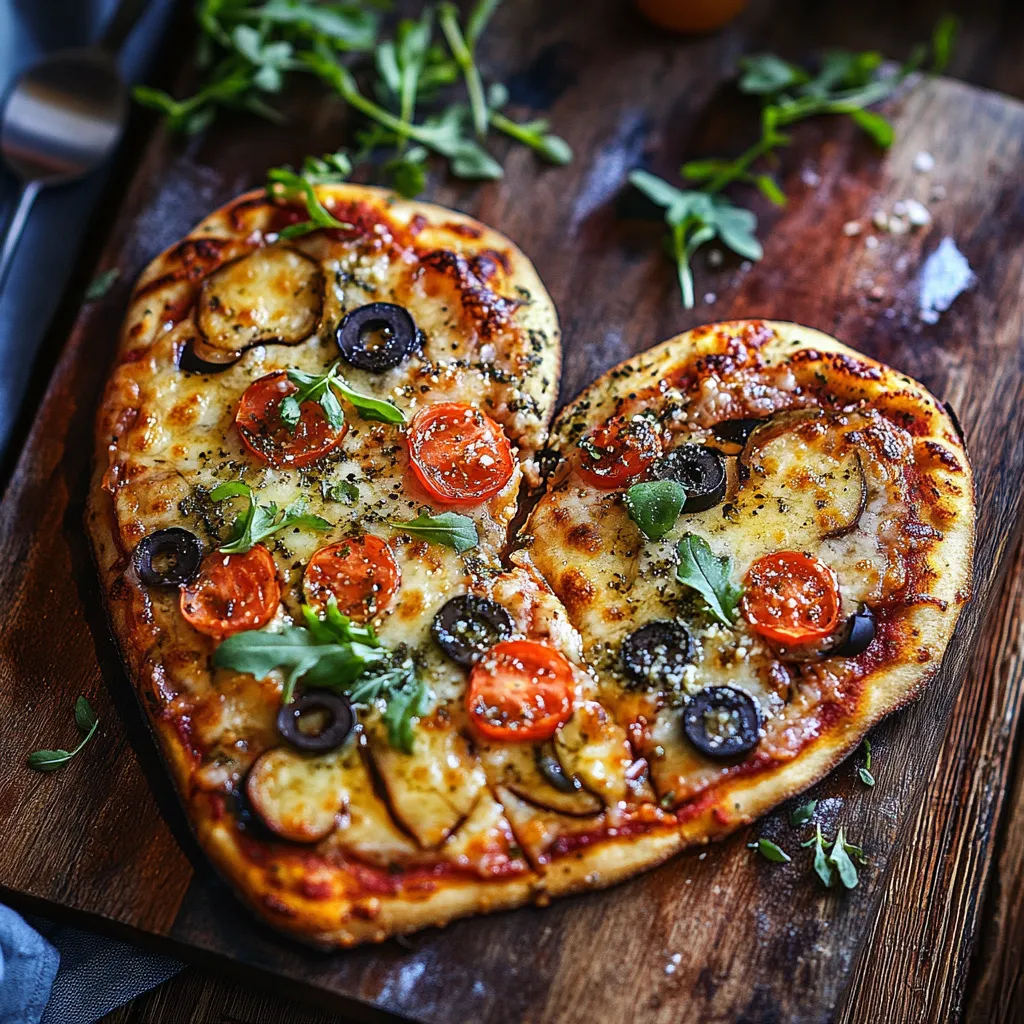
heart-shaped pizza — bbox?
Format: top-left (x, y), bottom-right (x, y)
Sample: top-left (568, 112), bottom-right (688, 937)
top-left (88, 185), bottom-right (974, 947)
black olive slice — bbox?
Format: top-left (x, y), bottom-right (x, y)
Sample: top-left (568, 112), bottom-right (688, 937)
top-left (711, 418), bottom-right (767, 446)
top-left (276, 691), bottom-right (354, 753)
top-left (651, 446), bottom-right (727, 513)
top-left (336, 302), bottom-right (418, 372)
top-left (620, 620), bottom-right (695, 689)
top-left (536, 752), bottom-right (582, 794)
top-left (682, 686), bottom-right (761, 760)
top-left (132, 528), bottom-right (203, 587)
top-left (432, 595), bottom-right (515, 667)
top-left (944, 400), bottom-right (966, 444)
top-left (825, 607), bottom-right (876, 658)
top-left (178, 339), bottom-right (239, 374)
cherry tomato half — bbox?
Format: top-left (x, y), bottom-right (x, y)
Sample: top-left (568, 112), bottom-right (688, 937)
top-left (406, 402), bottom-right (515, 505)
top-left (303, 536), bottom-right (401, 622)
top-left (467, 640), bottom-right (574, 743)
top-left (636, 0), bottom-right (749, 34)
top-left (576, 415), bottom-right (663, 489)
top-left (180, 544), bottom-right (281, 639)
top-left (235, 371), bottom-right (347, 468)
top-left (741, 551), bottom-right (841, 644)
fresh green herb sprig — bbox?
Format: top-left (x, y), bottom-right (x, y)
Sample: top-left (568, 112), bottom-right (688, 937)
top-left (675, 533), bottom-right (741, 626)
top-left (135, 0), bottom-right (571, 197)
top-left (211, 480), bottom-right (330, 554)
top-left (27, 697), bottom-right (99, 772)
top-left (790, 799), bottom-right (817, 827)
top-left (802, 825), bottom-right (868, 889)
top-left (390, 511), bottom-right (479, 553)
top-left (631, 17), bottom-right (957, 308)
top-left (266, 151), bottom-right (353, 238)
top-left (280, 360), bottom-right (406, 430)
top-left (213, 595), bottom-right (429, 751)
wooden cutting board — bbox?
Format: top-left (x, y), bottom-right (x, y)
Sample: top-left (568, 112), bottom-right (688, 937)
top-left (3, 3), bottom-right (1024, 1021)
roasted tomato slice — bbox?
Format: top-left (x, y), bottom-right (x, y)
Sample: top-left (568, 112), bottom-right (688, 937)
top-left (468, 640), bottom-right (574, 743)
top-left (741, 551), bottom-right (841, 644)
top-left (180, 544), bottom-right (281, 639)
top-left (235, 370), bottom-right (346, 468)
top-left (303, 536), bottom-right (401, 622)
top-left (576, 415), bottom-right (662, 489)
top-left (406, 402), bottom-right (515, 505)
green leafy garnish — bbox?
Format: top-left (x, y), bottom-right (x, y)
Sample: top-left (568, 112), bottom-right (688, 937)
top-left (133, 0), bottom-right (570, 197)
top-left (321, 478), bottom-right (359, 505)
top-left (281, 361), bottom-right (406, 431)
top-left (675, 533), bottom-right (742, 626)
top-left (214, 596), bottom-right (429, 752)
top-left (211, 481), bottom-right (330, 554)
top-left (790, 799), bottom-right (817, 827)
top-left (630, 20), bottom-right (957, 308)
top-left (266, 151), bottom-right (352, 239)
top-left (803, 825), bottom-right (835, 888)
top-left (858, 738), bottom-right (876, 787)
top-left (27, 697), bottom-right (99, 772)
top-left (802, 824), bottom-right (867, 890)
top-left (624, 480), bottom-right (687, 541)
top-left (85, 267), bottom-right (120, 301)
top-left (390, 511), bottom-right (478, 553)
top-left (748, 837), bottom-right (791, 864)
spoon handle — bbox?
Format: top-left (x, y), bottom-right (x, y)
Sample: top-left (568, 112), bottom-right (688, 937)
top-left (0, 181), bottom-right (41, 296)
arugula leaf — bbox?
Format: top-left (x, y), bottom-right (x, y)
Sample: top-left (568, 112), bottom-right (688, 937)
top-left (266, 152), bottom-right (352, 239)
top-left (790, 799), bottom-right (817, 827)
top-left (675, 533), bottom-right (742, 626)
top-left (85, 268), bottom-right (120, 301)
top-left (748, 837), bottom-right (791, 863)
top-left (828, 827), bottom-right (861, 889)
top-left (282, 361), bottom-right (405, 430)
top-left (214, 598), bottom-right (429, 749)
top-left (390, 511), bottom-right (478, 553)
top-left (631, 23), bottom-right (955, 308)
top-left (624, 480), bottom-right (686, 541)
top-left (245, 0), bottom-right (378, 51)
top-left (438, 3), bottom-right (489, 139)
top-left (27, 697), bottom-right (99, 772)
top-left (802, 825), bottom-right (835, 888)
top-left (385, 147), bottom-right (429, 198)
top-left (858, 738), bottom-right (876, 787)
top-left (211, 481), bottom-right (330, 554)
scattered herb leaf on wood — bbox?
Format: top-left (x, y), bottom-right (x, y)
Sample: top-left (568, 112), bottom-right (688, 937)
top-left (631, 16), bottom-right (958, 307)
top-left (27, 696), bottom-right (99, 772)
top-left (748, 837), bottom-right (791, 863)
top-left (858, 737), bottom-right (876, 787)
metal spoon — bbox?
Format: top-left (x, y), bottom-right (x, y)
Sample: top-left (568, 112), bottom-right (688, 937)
top-left (0, 0), bottom-right (148, 292)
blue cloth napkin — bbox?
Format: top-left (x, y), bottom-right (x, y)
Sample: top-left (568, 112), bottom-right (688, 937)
top-left (0, 907), bottom-right (183, 1024)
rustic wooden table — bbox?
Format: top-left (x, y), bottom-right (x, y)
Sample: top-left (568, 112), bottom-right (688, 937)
top-left (3, 1), bottom-right (1020, 1022)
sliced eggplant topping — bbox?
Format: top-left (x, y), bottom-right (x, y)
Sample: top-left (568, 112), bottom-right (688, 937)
top-left (651, 446), bottom-right (727, 513)
top-left (132, 528), bottom-right (203, 587)
top-left (712, 417), bottom-right (767, 448)
top-left (682, 686), bottom-right (761, 760)
top-left (197, 245), bottom-right (323, 354)
top-left (245, 747), bottom-right (346, 842)
top-left (620, 619), bottom-right (695, 690)
top-left (552, 700), bottom-right (633, 807)
top-left (336, 302), bottom-right (418, 372)
top-left (825, 607), bottom-right (876, 658)
top-left (431, 595), bottom-right (514, 667)
top-left (820, 452), bottom-right (868, 539)
top-left (277, 691), bottom-right (354, 753)
top-left (481, 740), bottom-right (602, 817)
top-left (178, 338), bottom-right (239, 374)
top-left (365, 719), bottom-right (487, 847)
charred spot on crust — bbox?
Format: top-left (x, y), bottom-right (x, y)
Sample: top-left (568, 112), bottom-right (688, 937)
top-left (418, 249), bottom-right (522, 340)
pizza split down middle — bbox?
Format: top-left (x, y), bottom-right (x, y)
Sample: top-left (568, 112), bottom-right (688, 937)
top-left (88, 184), bottom-right (975, 947)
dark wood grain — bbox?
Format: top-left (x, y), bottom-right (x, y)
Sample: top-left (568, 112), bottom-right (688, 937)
top-left (3, 2), bottom-right (1024, 1022)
